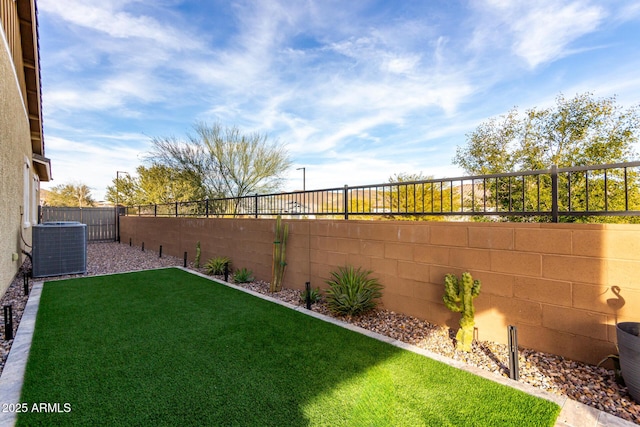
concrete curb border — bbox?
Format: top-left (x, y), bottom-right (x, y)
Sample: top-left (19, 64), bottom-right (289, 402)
top-left (0, 281), bottom-right (42, 427)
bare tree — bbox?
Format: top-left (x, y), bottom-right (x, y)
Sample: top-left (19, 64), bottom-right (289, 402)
top-left (147, 123), bottom-right (291, 203)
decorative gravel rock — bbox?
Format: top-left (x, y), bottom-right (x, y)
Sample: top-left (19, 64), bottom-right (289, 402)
top-left (1, 242), bottom-right (639, 424)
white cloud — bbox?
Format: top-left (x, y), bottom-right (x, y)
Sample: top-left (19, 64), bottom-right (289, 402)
top-left (511, 3), bottom-right (604, 67)
top-left (470, 0), bottom-right (605, 68)
top-left (45, 135), bottom-right (144, 160)
top-left (37, 0), bottom-right (640, 200)
top-left (284, 153), bottom-right (466, 192)
top-left (42, 132), bottom-right (153, 200)
top-left (383, 55), bottom-right (420, 74)
top-left (613, 2), bottom-right (640, 22)
top-left (38, 0), bottom-right (201, 51)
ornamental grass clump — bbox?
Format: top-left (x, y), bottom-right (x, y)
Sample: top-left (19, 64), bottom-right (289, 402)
top-left (325, 266), bottom-right (383, 316)
top-left (204, 256), bottom-right (231, 276)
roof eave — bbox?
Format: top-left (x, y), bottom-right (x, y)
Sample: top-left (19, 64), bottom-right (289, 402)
top-left (32, 153), bottom-right (52, 182)
top-left (17, 0), bottom-right (45, 157)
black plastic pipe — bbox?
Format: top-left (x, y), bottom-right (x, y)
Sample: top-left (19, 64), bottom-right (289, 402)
top-left (4, 305), bottom-right (13, 340)
top-left (508, 325), bottom-right (519, 380)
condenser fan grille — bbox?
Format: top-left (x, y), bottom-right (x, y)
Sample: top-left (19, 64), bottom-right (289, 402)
top-left (32, 222), bottom-right (87, 278)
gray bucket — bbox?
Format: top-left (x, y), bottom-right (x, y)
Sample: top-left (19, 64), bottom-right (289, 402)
top-left (617, 322), bottom-right (640, 403)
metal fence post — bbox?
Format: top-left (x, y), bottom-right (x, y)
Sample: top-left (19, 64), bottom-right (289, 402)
top-left (343, 185), bottom-right (349, 220)
top-left (551, 165), bottom-right (558, 223)
top-left (254, 194), bottom-right (259, 219)
top-left (205, 198), bottom-right (209, 218)
top-left (116, 206), bottom-right (120, 242)
top-left (625, 167), bottom-right (629, 211)
top-left (175, 202), bottom-right (179, 217)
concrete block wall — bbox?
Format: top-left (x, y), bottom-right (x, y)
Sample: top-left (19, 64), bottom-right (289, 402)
top-left (120, 217), bottom-right (640, 365)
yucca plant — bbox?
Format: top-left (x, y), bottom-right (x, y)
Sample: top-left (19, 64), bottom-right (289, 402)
top-left (325, 266), bottom-right (383, 316)
top-left (204, 256), bottom-right (231, 276)
top-left (233, 268), bottom-right (254, 284)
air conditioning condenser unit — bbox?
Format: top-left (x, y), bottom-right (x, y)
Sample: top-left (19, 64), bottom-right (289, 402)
top-left (32, 222), bottom-right (87, 278)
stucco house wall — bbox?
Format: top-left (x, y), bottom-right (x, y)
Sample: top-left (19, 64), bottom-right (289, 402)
top-left (1, 0), bottom-right (50, 295)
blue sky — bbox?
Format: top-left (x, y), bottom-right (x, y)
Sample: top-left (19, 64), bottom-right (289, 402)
top-left (38, 0), bottom-right (640, 201)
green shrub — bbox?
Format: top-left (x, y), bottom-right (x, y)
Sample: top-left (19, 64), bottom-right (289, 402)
top-left (233, 268), bottom-right (254, 284)
top-left (204, 256), bottom-right (231, 275)
top-left (300, 287), bottom-right (323, 305)
top-left (325, 266), bottom-right (383, 316)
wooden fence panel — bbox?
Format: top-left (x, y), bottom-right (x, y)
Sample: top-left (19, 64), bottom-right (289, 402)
top-left (40, 207), bottom-right (117, 242)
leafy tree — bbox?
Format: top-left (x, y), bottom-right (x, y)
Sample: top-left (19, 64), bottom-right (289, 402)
top-left (136, 164), bottom-right (206, 205)
top-left (46, 183), bottom-right (96, 207)
top-left (105, 173), bottom-right (137, 207)
top-left (345, 189), bottom-right (374, 219)
top-left (454, 93), bottom-right (639, 174)
top-left (146, 123), bottom-right (291, 207)
top-left (384, 172), bottom-right (455, 221)
top-left (453, 93), bottom-right (640, 222)
top-left (105, 165), bottom-right (206, 207)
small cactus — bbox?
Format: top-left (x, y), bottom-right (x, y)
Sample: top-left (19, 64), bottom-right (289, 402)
top-left (194, 241), bottom-right (201, 268)
top-left (271, 215), bottom-right (288, 292)
top-left (443, 272), bottom-right (481, 352)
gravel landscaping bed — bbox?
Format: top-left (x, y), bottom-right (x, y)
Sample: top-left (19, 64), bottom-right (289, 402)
top-left (1, 241), bottom-right (639, 424)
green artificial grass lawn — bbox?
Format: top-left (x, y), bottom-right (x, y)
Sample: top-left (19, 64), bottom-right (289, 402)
top-left (18, 268), bottom-right (560, 426)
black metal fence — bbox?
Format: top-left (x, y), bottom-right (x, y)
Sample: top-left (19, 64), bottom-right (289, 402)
top-left (123, 161), bottom-right (640, 222)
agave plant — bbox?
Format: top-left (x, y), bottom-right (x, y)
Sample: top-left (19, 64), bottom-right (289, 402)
top-left (300, 286), bottom-right (323, 305)
top-left (233, 268), bottom-right (254, 284)
top-left (204, 256), bottom-right (231, 276)
top-left (325, 265), bottom-right (383, 316)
